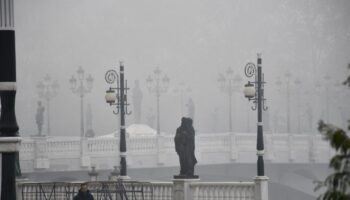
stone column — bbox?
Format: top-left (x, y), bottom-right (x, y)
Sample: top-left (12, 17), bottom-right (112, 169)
top-left (254, 176), bottom-right (269, 200)
top-left (172, 179), bottom-right (199, 200)
top-left (80, 137), bottom-right (90, 167)
top-left (230, 133), bottom-right (237, 161)
top-left (33, 136), bottom-right (49, 169)
top-left (157, 135), bottom-right (165, 165)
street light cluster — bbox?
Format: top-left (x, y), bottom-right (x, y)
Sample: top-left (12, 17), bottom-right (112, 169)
top-left (69, 66), bottom-right (94, 138)
top-left (218, 67), bottom-right (242, 133)
top-left (146, 67), bottom-right (170, 135)
top-left (36, 74), bottom-right (59, 136)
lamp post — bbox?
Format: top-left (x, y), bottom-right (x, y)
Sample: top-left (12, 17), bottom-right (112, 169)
top-left (243, 54), bottom-right (268, 176)
top-left (218, 68), bottom-right (242, 133)
top-left (285, 72), bottom-right (291, 133)
top-left (173, 82), bottom-right (191, 117)
top-left (146, 67), bottom-right (170, 135)
top-left (275, 73), bottom-right (292, 133)
top-left (37, 74), bottom-right (59, 136)
top-left (324, 75), bottom-right (331, 123)
top-left (294, 78), bottom-right (301, 133)
top-left (0, 0), bottom-right (20, 198)
top-left (105, 61), bottom-right (131, 179)
top-left (69, 66), bottom-right (94, 138)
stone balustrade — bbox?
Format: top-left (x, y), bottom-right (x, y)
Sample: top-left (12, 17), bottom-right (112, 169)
top-left (18, 132), bottom-right (331, 172)
top-left (17, 179), bottom-right (268, 200)
top-left (190, 182), bottom-right (256, 200)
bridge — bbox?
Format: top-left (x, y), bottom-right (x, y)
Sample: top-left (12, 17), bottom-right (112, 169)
top-left (19, 131), bottom-right (331, 173)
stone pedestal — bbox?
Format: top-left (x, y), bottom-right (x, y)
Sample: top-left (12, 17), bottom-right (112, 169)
top-left (172, 178), bottom-right (199, 200)
top-left (80, 138), bottom-right (91, 167)
top-left (254, 176), bottom-right (269, 200)
top-left (33, 136), bottom-right (49, 169)
top-left (157, 136), bottom-right (165, 165)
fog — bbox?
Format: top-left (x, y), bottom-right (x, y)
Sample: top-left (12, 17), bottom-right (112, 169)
top-left (13, 0), bottom-right (350, 137)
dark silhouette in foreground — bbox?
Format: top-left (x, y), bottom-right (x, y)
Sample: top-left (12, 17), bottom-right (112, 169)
top-left (74, 183), bottom-right (94, 200)
top-left (174, 117), bottom-right (198, 179)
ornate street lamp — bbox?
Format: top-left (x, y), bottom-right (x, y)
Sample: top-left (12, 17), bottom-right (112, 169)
top-left (243, 54), bottom-right (268, 177)
top-left (324, 74), bottom-right (331, 123)
top-left (69, 66), bottom-right (94, 138)
top-left (294, 78), bottom-right (301, 133)
top-left (173, 82), bottom-right (192, 117)
top-left (36, 74), bottom-right (59, 136)
top-left (218, 68), bottom-right (242, 133)
top-left (0, 0), bottom-right (20, 198)
top-left (146, 67), bottom-right (170, 135)
top-left (105, 61), bottom-right (131, 179)
top-left (275, 73), bottom-right (292, 133)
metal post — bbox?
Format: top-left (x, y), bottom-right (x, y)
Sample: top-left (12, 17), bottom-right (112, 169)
top-left (47, 97), bottom-right (50, 136)
top-left (0, 0), bottom-right (18, 198)
top-left (228, 92), bottom-right (233, 133)
top-left (119, 64), bottom-right (127, 177)
top-left (156, 78), bottom-right (160, 135)
top-left (286, 75), bottom-right (291, 133)
top-left (146, 68), bottom-right (169, 135)
top-left (80, 94), bottom-right (84, 137)
top-left (325, 85), bottom-right (329, 123)
top-left (256, 55), bottom-right (264, 176)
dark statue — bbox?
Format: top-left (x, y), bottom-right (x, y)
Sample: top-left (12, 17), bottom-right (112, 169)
top-left (35, 101), bottom-right (45, 136)
top-left (174, 117), bottom-right (198, 178)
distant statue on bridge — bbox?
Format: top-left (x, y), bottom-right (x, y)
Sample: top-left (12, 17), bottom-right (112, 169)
top-left (85, 104), bottom-right (95, 137)
top-left (186, 98), bottom-right (195, 120)
top-left (132, 80), bottom-right (143, 124)
top-left (35, 101), bottom-right (45, 136)
top-left (174, 117), bottom-right (198, 178)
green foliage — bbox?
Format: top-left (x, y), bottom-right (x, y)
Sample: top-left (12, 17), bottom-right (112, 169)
top-left (315, 120), bottom-right (350, 200)
top-left (343, 64), bottom-right (350, 87)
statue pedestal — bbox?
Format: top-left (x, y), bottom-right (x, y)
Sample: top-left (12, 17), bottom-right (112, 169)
top-left (172, 178), bottom-right (200, 200)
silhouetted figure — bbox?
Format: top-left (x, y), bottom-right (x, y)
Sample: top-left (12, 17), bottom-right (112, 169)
top-left (74, 183), bottom-right (94, 200)
top-left (174, 117), bottom-right (198, 178)
top-left (132, 80), bottom-right (143, 124)
top-left (15, 152), bottom-right (22, 177)
top-left (185, 118), bottom-right (197, 176)
top-left (35, 101), bottom-right (45, 136)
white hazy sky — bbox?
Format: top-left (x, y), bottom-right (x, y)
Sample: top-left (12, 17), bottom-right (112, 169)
top-left (13, 0), bottom-right (350, 137)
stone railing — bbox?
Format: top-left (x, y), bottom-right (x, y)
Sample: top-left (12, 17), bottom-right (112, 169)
top-left (17, 178), bottom-right (268, 200)
top-left (190, 182), bottom-right (255, 200)
top-left (19, 132), bottom-right (331, 172)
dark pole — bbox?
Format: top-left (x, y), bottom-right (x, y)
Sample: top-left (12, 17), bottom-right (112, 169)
top-left (47, 97), bottom-right (50, 136)
top-left (156, 79), bottom-right (160, 135)
top-left (257, 55), bottom-right (264, 176)
top-left (286, 77), bottom-right (290, 133)
top-left (80, 94), bottom-right (84, 137)
top-left (228, 91), bottom-right (232, 133)
top-left (119, 63), bottom-right (127, 177)
top-left (0, 0), bottom-right (18, 198)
